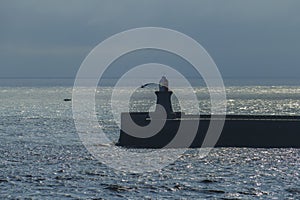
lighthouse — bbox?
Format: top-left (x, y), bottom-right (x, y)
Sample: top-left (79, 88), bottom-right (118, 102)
top-left (155, 76), bottom-right (175, 119)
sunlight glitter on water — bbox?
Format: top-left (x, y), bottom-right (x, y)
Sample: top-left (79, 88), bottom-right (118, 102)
top-left (0, 85), bottom-right (300, 199)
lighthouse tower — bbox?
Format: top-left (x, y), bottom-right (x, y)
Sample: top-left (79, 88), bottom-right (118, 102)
top-left (155, 76), bottom-right (175, 118)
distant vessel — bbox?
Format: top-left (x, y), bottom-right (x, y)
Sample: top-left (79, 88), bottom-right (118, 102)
top-left (117, 77), bottom-right (300, 148)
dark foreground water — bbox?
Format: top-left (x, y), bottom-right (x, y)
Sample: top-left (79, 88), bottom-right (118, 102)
top-left (0, 83), bottom-right (300, 199)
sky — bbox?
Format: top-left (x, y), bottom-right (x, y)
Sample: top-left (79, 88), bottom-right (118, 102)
top-left (1, 0), bottom-right (300, 79)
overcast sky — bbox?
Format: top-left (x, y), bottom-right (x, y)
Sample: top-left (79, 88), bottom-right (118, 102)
top-left (1, 0), bottom-right (300, 79)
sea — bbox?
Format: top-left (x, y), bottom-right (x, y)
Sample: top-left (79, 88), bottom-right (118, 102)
top-left (0, 78), bottom-right (299, 199)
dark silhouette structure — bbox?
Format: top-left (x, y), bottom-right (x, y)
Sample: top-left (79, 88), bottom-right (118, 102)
top-left (117, 77), bottom-right (300, 148)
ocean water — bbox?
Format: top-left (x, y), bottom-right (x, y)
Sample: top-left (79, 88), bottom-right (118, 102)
top-left (0, 79), bottom-right (300, 199)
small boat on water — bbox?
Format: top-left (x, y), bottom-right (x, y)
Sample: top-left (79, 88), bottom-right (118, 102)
top-left (116, 77), bottom-right (300, 148)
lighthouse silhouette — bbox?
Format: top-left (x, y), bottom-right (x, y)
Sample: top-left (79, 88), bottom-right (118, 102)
top-left (155, 76), bottom-right (175, 119)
